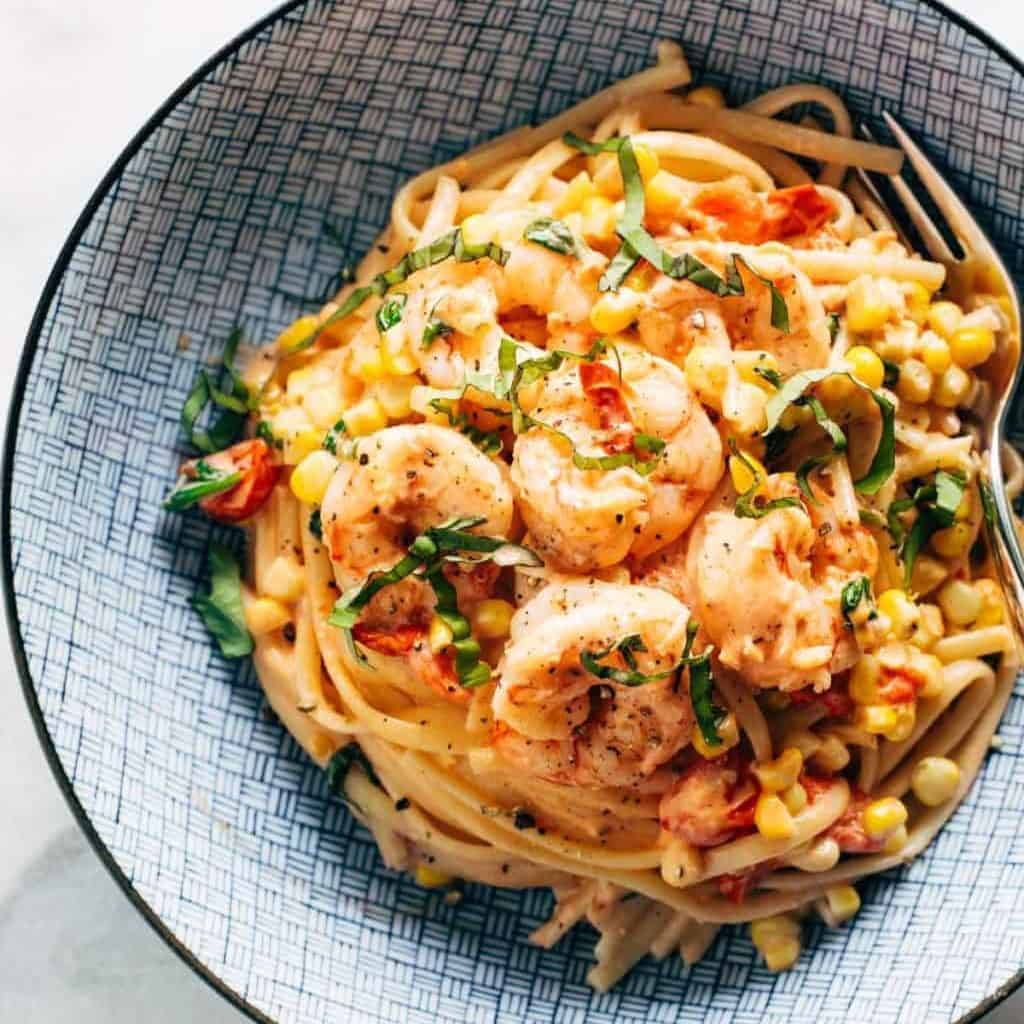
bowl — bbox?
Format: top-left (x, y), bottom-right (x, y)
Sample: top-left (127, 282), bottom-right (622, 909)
top-left (6, 1), bottom-right (1024, 1021)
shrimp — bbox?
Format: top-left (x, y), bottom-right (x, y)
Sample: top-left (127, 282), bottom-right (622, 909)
top-left (510, 346), bottom-right (723, 572)
top-left (682, 474), bottom-right (878, 692)
top-left (491, 580), bottom-right (696, 789)
top-left (637, 243), bottom-right (831, 376)
top-left (658, 749), bottom-right (759, 848)
top-left (321, 423), bottom-right (514, 700)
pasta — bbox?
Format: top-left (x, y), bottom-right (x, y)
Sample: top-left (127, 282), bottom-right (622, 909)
top-left (167, 43), bottom-right (1021, 990)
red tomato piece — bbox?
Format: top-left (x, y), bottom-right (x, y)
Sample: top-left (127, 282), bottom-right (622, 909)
top-left (199, 439), bottom-right (278, 523)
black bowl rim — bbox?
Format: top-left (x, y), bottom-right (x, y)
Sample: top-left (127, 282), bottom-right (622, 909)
top-left (3, 2), bottom-right (1020, 1022)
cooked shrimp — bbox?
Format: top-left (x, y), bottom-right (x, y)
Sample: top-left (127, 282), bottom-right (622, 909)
top-left (682, 474), bottom-right (877, 692)
top-left (492, 580), bottom-right (696, 789)
top-left (637, 243), bottom-right (831, 375)
top-left (321, 424), bottom-right (514, 699)
top-left (510, 346), bottom-right (723, 572)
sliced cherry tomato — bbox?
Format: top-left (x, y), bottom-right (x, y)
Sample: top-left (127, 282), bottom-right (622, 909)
top-left (351, 622), bottom-right (425, 656)
top-left (762, 184), bottom-right (835, 241)
top-left (579, 361), bottom-right (635, 454)
top-left (692, 181), bottom-right (833, 244)
top-left (198, 439), bottom-right (278, 523)
top-left (788, 683), bottom-right (854, 719)
top-left (877, 670), bottom-right (920, 705)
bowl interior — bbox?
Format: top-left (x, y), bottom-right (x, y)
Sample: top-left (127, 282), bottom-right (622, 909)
top-left (7, 2), bottom-right (1024, 1022)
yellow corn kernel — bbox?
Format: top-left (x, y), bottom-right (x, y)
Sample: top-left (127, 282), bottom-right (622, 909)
top-left (692, 711), bottom-right (740, 758)
top-left (930, 520), bottom-right (972, 558)
top-left (375, 375), bottom-right (418, 420)
top-left (687, 84), bottom-right (727, 108)
top-left (353, 345), bottom-right (389, 383)
top-left (684, 345), bottom-right (730, 403)
top-left (750, 914), bottom-right (799, 948)
top-left (460, 213), bottom-right (495, 248)
top-left (884, 702), bottom-right (916, 743)
top-left (937, 579), bottom-right (982, 626)
top-left (285, 428), bottom-right (325, 465)
top-left (911, 756), bottom-right (961, 806)
top-left (816, 371), bottom-right (857, 407)
top-left (644, 170), bottom-right (684, 217)
top-left (263, 556), bottom-right (305, 603)
top-left (932, 364), bottom-right (972, 408)
top-left (555, 171), bottom-right (597, 217)
top-left (473, 599), bottom-right (516, 640)
top-left (380, 338), bottom-right (418, 376)
top-left (855, 703), bottom-right (899, 736)
top-left (753, 748), bottom-right (804, 793)
top-left (779, 403), bottom-right (813, 431)
top-left (846, 276), bottom-right (892, 333)
top-left (290, 449), bottom-right (339, 505)
top-left (631, 143), bottom-right (660, 183)
top-left (910, 648), bottom-right (945, 699)
top-left (877, 588), bottom-right (918, 641)
top-left (589, 289), bottom-right (644, 334)
top-left (286, 365), bottom-right (317, 399)
top-left (303, 385), bottom-right (346, 429)
top-left (415, 865), bottom-right (452, 889)
top-left (344, 396), bottom-right (387, 437)
top-left (912, 603), bottom-right (945, 652)
top-left (823, 885), bottom-right (861, 924)
top-left (896, 358), bottom-right (933, 404)
top-left (844, 345), bottom-right (885, 389)
top-left (781, 782), bottom-right (807, 815)
top-left (884, 823), bottom-right (909, 854)
top-left (734, 350), bottom-right (780, 386)
top-left (755, 793), bottom-right (796, 839)
top-left (974, 578), bottom-right (1005, 627)
top-left (862, 797), bottom-right (908, 839)
top-left (275, 314), bottom-right (319, 352)
top-left (949, 324), bottom-right (996, 369)
top-left (811, 734), bottom-right (851, 773)
top-left (428, 614), bottom-right (454, 654)
top-left (728, 449), bottom-right (766, 494)
top-left (927, 300), bottom-right (963, 340)
top-left (920, 333), bottom-right (952, 375)
top-left (581, 194), bottom-right (617, 241)
top-left (903, 282), bottom-right (931, 325)
top-left (762, 937), bottom-right (801, 972)
top-left (788, 837), bottom-right (840, 873)
top-left (244, 597), bottom-right (291, 637)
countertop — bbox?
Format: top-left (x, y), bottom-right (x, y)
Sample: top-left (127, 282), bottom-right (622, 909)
top-left (1, 2), bottom-right (1022, 1021)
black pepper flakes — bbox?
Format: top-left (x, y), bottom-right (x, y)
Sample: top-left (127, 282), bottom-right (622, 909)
top-left (513, 809), bottom-right (536, 830)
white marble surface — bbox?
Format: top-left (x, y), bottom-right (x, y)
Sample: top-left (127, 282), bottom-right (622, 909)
top-left (1, 2), bottom-right (1022, 1021)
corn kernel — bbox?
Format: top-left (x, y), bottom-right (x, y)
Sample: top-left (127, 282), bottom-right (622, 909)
top-left (755, 793), bottom-right (796, 839)
top-left (781, 782), bottom-right (808, 815)
top-left (862, 797), bottom-right (908, 838)
top-left (811, 734), bottom-right (851, 773)
top-left (687, 84), bottom-right (727, 108)
top-left (276, 314), bottom-right (319, 352)
top-left (842, 345), bottom-right (885, 389)
top-left (290, 449), bottom-right (339, 505)
top-left (903, 282), bottom-right (931, 325)
top-left (927, 301), bottom-right (963, 340)
top-left (750, 915), bottom-right (799, 948)
top-left (910, 649), bottom-right (945, 699)
top-left (581, 194), bottom-right (617, 241)
top-left (846, 276), bottom-right (892, 333)
top-left (936, 579), bottom-right (982, 627)
top-left (920, 333), bottom-right (952, 375)
top-left (684, 345), bottom-right (730, 403)
top-left (974, 579), bottom-right (1005, 627)
top-left (375, 375), bottom-right (418, 420)
top-left (823, 884), bottom-right (861, 924)
top-left (344, 396), bottom-right (387, 437)
top-left (779, 403), bottom-right (813, 430)
top-left (734, 350), bottom-right (780, 386)
top-left (380, 343), bottom-right (418, 377)
top-left (816, 372), bottom-right (856, 406)
top-left (353, 345), bottom-right (389, 383)
top-left (877, 589), bottom-right (919, 640)
top-left (896, 358), bottom-right (933, 404)
top-left (729, 450), bottom-right (766, 495)
top-left (912, 603), bottom-right (945, 652)
top-left (692, 711), bottom-right (740, 758)
top-left (286, 365), bottom-right (317, 399)
top-left (930, 520), bottom-right (972, 558)
top-left (460, 213), bottom-right (495, 247)
top-left (415, 865), bottom-right (452, 888)
top-left (303, 385), bottom-right (346, 429)
top-left (788, 837), bottom-right (840, 872)
top-left (631, 143), bottom-right (660, 183)
top-left (589, 289), bottom-right (644, 334)
top-left (555, 171), bottom-right (597, 217)
top-left (644, 170), bottom-right (684, 218)
top-left (473, 598), bottom-right (516, 640)
top-left (855, 703), bottom-right (899, 736)
top-left (884, 823), bottom-right (909, 854)
top-left (244, 597), bottom-right (291, 636)
top-left (911, 756), bottom-right (961, 806)
top-left (753, 748), bottom-right (804, 793)
top-left (949, 324), bottom-right (996, 369)
top-left (762, 937), bottom-right (801, 972)
top-left (932, 365), bottom-right (972, 408)
top-left (428, 614), bottom-right (454, 654)
top-left (263, 556), bottom-right (305, 603)
top-left (285, 428), bottom-right (325, 465)
top-left (884, 702), bottom-right (916, 743)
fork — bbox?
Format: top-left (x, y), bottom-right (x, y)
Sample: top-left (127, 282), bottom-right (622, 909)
top-left (855, 114), bottom-right (1024, 638)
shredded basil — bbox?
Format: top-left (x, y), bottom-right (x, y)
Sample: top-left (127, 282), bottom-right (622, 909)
top-left (978, 478), bottom-right (997, 527)
top-left (859, 508), bottom-right (887, 529)
top-left (424, 565), bottom-right (491, 689)
top-left (794, 396), bottom-right (847, 501)
top-left (427, 398), bottom-right (503, 455)
top-left (882, 359), bottom-right (900, 389)
top-left (523, 217), bottom-right (580, 257)
top-left (309, 508), bottom-right (323, 540)
top-left (827, 312), bottom-right (841, 342)
top-left (375, 293), bottom-right (407, 333)
top-left (191, 543), bottom-right (253, 658)
top-left (891, 470), bottom-right (967, 587)
top-left (325, 742), bottom-right (380, 793)
top-left (180, 328), bottom-right (251, 453)
top-left (581, 634), bottom-right (674, 686)
top-left (599, 240), bottom-right (641, 293)
top-left (754, 365), bottom-right (783, 389)
top-left (561, 132), bottom-right (625, 155)
top-left (422, 317), bottom-right (453, 349)
top-left (841, 576), bottom-right (874, 622)
top-left (256, 420), bottom-right (282, 449)
top-left (729, 441), bottom-right (803, 519)
top-left (685, 620), bottom-right (725, 747)
top-left (163, 460), bottom-right (242, 512)
top-left (322, 418), bottom-right (347, 455)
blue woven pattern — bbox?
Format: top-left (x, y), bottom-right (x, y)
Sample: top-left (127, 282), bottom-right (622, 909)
top-left (8, 2), bottom-right (1024, 1022)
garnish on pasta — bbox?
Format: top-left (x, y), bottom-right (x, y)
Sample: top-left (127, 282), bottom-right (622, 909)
top-left (191, 544), bottom-right (253, 658)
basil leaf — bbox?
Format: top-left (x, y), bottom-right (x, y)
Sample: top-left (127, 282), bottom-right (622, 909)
top-left (325, 742), bottom-right (380, 792)
top-left (581, 634), bottom-right (678, 686)
top-left (729, 441), bottom-right (803, 519)
top-left (888, 470), bottom-right (967, 586)
top-left (795, 396), bottom-right (848, 501)
top-left (191, 543), bottom-right (253, 658)
top-left (882, 359), bottom-right (900, 388)
top-left (163, 464), bottom-right (241, 512)
top-left (690, 652), bottom-right (724, 747)
top-left (424, 566), bottom-right (491, 689)
top-left (422, 317), bottom-right (452, 349)
top-left (859, 508), bottom-right (887, 529)
top-left (754, 365), bottom-right (783, 389)
top-left (524, 217), bottom-right (580, 257)
top-left (375, 293), bottom-right (407, 333)
top-left (327, 551), bottom-right (424, 631)
top-left (562, 132), bottom-right (625, 155)
top-left (180, 328), bottom-right (250, 453)
top-left (309, 508), bottom-right (323, 540)
top-left (635, 433), bottom-right (667, 455)
top-left (732, 255), bottom-right (789, 333)
top-left (598, 240), bottom-right (641, 293)
top-left (256, 420), bottom-right (282, 449)
top-left (841, 576), bottom-right (874, 622)
top-left (827, 313), bottom-right (841, 341)
top-left (428, 398), bottom-right (503, 455)
top-left (978, 478), bottom-right (997, 527)
top-left (322, 418), bottom-right (347, 455)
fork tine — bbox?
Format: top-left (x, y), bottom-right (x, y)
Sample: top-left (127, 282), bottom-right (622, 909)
top-left (850, 166), bottom-right (915, 251)
top-left (882, 111), bottom-right (991, 260)
top-left (861, 121), bottom-right (956, 265)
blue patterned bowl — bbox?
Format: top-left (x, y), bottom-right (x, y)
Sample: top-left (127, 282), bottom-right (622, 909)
top-left (6, 2), bottom-right (1024, 1021)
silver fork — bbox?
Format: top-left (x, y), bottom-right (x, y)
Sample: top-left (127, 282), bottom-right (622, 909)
top-left (856, 114), bottom-right (1024, 637)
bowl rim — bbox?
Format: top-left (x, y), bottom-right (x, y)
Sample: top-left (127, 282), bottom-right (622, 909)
top-left (3, 2), bottom-right (1021, 1021)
